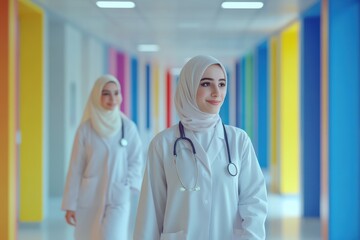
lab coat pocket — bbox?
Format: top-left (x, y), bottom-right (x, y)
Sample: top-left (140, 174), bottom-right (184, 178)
top-left (160, 230), bottom-right (186, 240)
top-left (233, 228), bottom-right (245, 239)
top-left (111, 180), bottom-right (131, 205)
top-left (77, 177), bottom-right (98, 208)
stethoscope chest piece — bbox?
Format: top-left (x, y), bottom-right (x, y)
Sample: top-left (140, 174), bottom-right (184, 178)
top-left (119, 117), bottom-right (127, 147)
top-left (120, 138), bottom-right (128, 147)
top-left (227, 162), bottom-right (238, 177)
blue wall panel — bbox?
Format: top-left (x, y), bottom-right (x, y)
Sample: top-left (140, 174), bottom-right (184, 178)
top-left (131, 57), bottom-right (138, 125)
top-left (241, 58), bottom-right (246, 130)
top-left (329, 0), bottom-right (360, 238)
top-left (220, 71), bottom-right (230, 124)
top-left (257, 42), bottom-right (269, 169)
top-left (146, 63), bottom-right (151, 129)
top-left (301, 16), bottom-right (321, 217)
top-left (235, 60), bottom-right (242, 128)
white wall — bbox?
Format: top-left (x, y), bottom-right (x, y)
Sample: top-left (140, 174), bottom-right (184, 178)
top-left (48, 17), bottom-right (66, 198)
top-left (47, 16), bottom-right (106, 198)
top-left (63, 23), bottom-right (83, 178)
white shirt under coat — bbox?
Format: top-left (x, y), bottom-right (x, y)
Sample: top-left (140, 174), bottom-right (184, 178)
top-left (134, 121), bottom-right (267, 240)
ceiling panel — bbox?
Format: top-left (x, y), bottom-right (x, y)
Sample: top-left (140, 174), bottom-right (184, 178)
top-left (34, 0), bottom-right (320, 67)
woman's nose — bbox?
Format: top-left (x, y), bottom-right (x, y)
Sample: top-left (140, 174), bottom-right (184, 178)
top-left (211, 86), bottom-right (220, 97)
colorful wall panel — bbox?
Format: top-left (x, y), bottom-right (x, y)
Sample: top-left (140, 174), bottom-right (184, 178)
top-left (241, 58), bottom-right (246, 129)
top-left (166, 69), bottom-right (172, 128)
top-left (301, 14), bottom-right (321, 217)
top-left (269, 37), bottom-right (280, 193)
top-left (171, 73), bottom-right (179, 126)
top-left (327, 0), bottom-right (360, 238)
top-left (116, 52), bottom-right (127, 114)
top-left (235, 60), bottom-right (242, 128)
top-left (152, 63), bottom-right (161, 133)
top-left (219, 71), bottom-right (230, 124)
top-left (0, 0), bottom-right (17, 238)
top-left (253, 54), bottom-right (259, 155)
top-left (146, 63), bottom-right (151, 129)
top-left (246, 56), bottom-right (252, 136)
top-left (131, 57), bottom-right (139, 125)
top-left (279, 22), bottom-right (300, 194)
top-left (108, 47), bottom-right (117, 76)
top-left (256, 42), bottom-right (269, 169)
top-left (19, 0), bottom-right (45, 221)
top-left (108, 51), bottom-right (131, 117)
top-left (320, 0), bottom-right (329, 237)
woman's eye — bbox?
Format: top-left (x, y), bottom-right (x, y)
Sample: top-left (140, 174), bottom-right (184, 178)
top-left (219, 82), bottom-right (226, 87)
top-left (200, 82), bottom-right (210, 87)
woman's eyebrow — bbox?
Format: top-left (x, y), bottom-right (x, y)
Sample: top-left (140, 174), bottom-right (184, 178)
top-left (102, 89), bottom-right (119, 93)
top-left (200, 78), bottom-right (226, 81)
top-left (200, 78), bottom-right (214, 81)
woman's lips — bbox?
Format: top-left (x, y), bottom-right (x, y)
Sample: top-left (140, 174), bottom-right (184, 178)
top-left (207, 100), bottom-right (221, 105)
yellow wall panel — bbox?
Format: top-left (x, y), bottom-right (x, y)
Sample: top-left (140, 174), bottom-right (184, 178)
top-left (153, 64), bottom-right (160, 133)
top-left (279, 22), bottom-right (300, 194)
top-left (19, 0), bottom-right (44, 221)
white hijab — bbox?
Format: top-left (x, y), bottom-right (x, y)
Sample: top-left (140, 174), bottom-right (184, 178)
top-left (174, 55), bottom-right (227, 132)
top-left (81, 74), bottom-right (122, 138)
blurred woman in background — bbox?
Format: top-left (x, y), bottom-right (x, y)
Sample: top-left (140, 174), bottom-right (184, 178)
top-left (62, 74), bottom-right (145, 240)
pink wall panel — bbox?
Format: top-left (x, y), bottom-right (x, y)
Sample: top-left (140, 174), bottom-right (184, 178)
top-left (108, 49), bottom-right (130, 116)
top-left (108, 48), bottom-right (117, 76)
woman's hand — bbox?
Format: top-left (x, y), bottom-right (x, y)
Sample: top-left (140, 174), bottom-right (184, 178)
top-left (65, 210), bottom-right (76, 226)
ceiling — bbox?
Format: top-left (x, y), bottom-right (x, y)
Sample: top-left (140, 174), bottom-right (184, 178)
top-left (33, 0), bottom-right (320, 68)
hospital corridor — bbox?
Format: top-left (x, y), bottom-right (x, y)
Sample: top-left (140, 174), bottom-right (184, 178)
top-left (17, 193), bottom-right (321, 240)
top-left (1, 0), bottom-right (359, 240)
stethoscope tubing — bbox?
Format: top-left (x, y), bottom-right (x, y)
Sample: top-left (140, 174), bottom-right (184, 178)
top-left (222, 123), bottom-right (238, 176)
top-left (173, 121), bottom-right (237, 177)
top-left (173, 123), bottom-right (196, 155)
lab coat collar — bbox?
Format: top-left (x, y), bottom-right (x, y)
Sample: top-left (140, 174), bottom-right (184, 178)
top-left (178, 121), bottom-right (225, 175)
top-left (205, 121), bottom-right (225, 166)
top-left (99, 127), bottom-right (122, 149)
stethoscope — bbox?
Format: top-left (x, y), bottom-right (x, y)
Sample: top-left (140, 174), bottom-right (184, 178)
top-left (119, 117), bottom-right (128, 147)
top-left (173, 121), bottom-right (238, 192)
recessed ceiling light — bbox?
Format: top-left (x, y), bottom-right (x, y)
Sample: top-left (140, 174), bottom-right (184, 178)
top-left (96, 1), bottom-right (135, 9)
top-left (221, 1), bottom-right (264, 9)
top-left (137, 44), bottom-right (159, 52)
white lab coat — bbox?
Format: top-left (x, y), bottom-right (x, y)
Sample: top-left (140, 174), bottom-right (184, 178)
top-left (62, 115), bottom-right (144, 240)
top-left (134, 122), bottom-right (267, 240)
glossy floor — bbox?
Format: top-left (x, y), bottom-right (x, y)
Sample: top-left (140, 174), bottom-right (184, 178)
top-left (18, 194), bottom-right (321, 240)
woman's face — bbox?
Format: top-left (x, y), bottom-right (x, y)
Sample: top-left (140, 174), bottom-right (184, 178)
top-left (100, 82), bottom-right (121, 110)
top-left (196, 64), bottom-right (227, 114)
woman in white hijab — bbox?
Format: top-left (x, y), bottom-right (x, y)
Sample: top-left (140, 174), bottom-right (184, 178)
top-left (134, 55), bottom-right (267, 240)
top-left (62, 75), bottom-right (145, 240)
